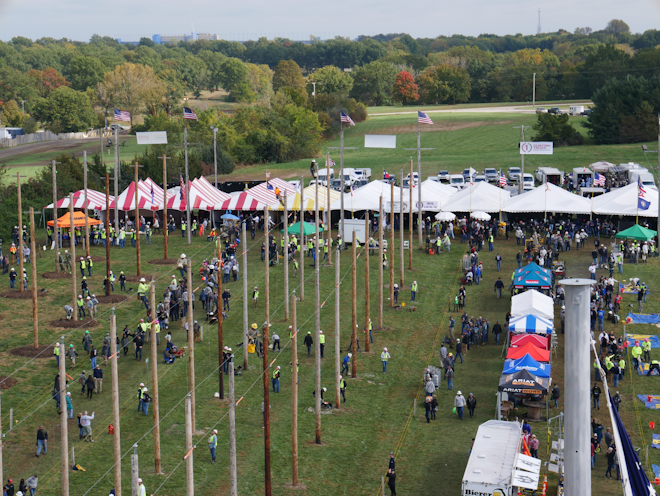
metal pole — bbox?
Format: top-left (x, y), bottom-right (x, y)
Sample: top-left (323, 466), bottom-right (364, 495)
top-left (300, 176), bottom-right (305, 301)
top-left (378, 197), bottom-right (383, 328)
top-left (390, 182), bottom-right (394, 308)
top-left (17, 173), bottom-right (24, 292)
top-left (417, 129), bottom-right (423, 249)
top-left (163, 155), bottom-right (168, 260)
top-left (114, 126), bottom-right (119, 238)
top-left (263, 205), bottom-right (272, 496)
top-left (185, 395), bottom-right (194, 496)
top-left (217, 243), bottom-right (224, 399)
top-left (184, 125), bottom-right (192, 245)
top-left (335, 238), bottom-right (341, 409)
top-left (186, 259), bottom-right (196, 431)
top-left (533, 73), bottom-right (536, 107)
top-left (70, 193), bottom-right (77, 320)
top-left (291, 291), bottom-right (299, 486)
top-left (284, 191), bottom-right (289, 321)
top-left (131, 446), bottom-right (139, 496)
top-left (409, 159), bottom-right (413, 270)
top-left (52, 160), bottom-right (59, 272)
top-left (560, 278), bottom-right (594, 496)
top-left (150, 284), bottom-right (162, 474)
top-left (364, 211), bottom-right (370, 353)
top-left (59, 340), bottom-right (69, 496)
top-left (84, 151), bottom-right (90, 258)
top-left (213, 128), bottom-right (218, 188)
top-left (105, 175), bottom-right (111, 296)
top-left (110, 313), bottom-right (122, 496)
top-left (399, 170), bottom-right (404, 287)
top-left (30, 208), bottom-right (38, 348)
top-left (340, 128), bottom-right (345, 249)
top-left (314, 170), bottom-right (321, 445)
top-left (351, 230), bottom-right (357, 378)
top-left (326, 153), bottom-right (332, 266)
top-left (228, 360), bottom-right (238, 496)
top-left (657, 126), bottom-right (660, 240)
top-left (133, 163), bottom-right (141, 276)
top-left (242, 221), bottom-right (249, 370)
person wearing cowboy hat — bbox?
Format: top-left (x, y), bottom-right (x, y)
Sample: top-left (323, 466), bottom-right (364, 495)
top-left (177, 253), bottom-right (188, 278)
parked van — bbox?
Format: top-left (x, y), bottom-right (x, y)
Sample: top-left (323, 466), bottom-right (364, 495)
top-left (534, 167), bottom-right (564, 185)
top-left (449, 174), bottom-right (465, 189)
top-left (569, 105), bottom-right (585, 116)
top-left (316, 168), bottom-right (335, 186)
top-left (630, 171), bottom-right (657, 189)
top-left (354, 168), bottom-right (372, 180)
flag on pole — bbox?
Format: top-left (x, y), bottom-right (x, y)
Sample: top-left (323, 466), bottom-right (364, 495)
top-left (179, 174), bottom-right (186, 201)
top-left (639, 177), bottom-right (650, 210)
top-left (350, 182), bottom-right (354, 196)
top-left (499, 170), bottom-right (507, 187)
top-left (340, 111), bottom-right (355, 126)
top-left (545, 183), bottom-right (551, 192)
top-left (150, 184), bottom-right (155, 205)
top-left (594, 172), bottom-right (606, 187)
top-left (327, 157), bottom-right (336, 167)
top-left (183, 107), bottom-right (198, 121)
top-left (418, 111), bottom-right (434, 125)
top-left (114, 108), bottom-right (131, 122)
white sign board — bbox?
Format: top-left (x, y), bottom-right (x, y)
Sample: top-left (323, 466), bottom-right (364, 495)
top-left (136, 131), bottom-right (168, 145)
top-left (384, 201), bottom-right (439, 213)
top-left (520, 142), bottom-right (553, 155)
top-left (365, 134), bottom-right (396, 149)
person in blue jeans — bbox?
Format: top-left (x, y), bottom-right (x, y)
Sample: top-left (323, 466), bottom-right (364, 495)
top-left (495, 254), bottom-right (501, 271)
top-left (597, 309), bottom-right (605, 332)
top-left (454, 392), bottom-right (466, 420)
top-left (141, 390), bottom-right (150, 415)
top-left (446, 367), bottom-right (454, 390)
top-left (381, 348), bottom-right (391, 373)
top-left (36, 425), bottom-right (48, 456)
top-left (455, 340), bottom-right (463, 363)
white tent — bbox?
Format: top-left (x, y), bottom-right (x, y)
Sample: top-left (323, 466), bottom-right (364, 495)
top-left (385, 179), bottom-right (457, 213)
top-left (592, 182), bottom-right (659, 218)
top-left (511, 290), bottom-right (554, 320)
top-left (589, 161), bottom-right (616, 172)
top-left (330, 180), bottom-right (401, 212)
top-left (503, 182), bottom-right (592, 215)
top-left (441, 181), bottom-right (511, 213)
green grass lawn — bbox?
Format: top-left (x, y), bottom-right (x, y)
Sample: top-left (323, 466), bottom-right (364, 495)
top-left (1, 219), bottom-right (659, 495)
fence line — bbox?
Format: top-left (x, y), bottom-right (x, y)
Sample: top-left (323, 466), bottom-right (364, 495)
top-left (0, 129), bottom-right (111, 149)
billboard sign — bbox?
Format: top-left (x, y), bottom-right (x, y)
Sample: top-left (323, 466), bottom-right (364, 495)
top-left (520, 142), bottom-right (553, 155)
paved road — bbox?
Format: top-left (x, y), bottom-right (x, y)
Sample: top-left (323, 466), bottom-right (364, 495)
top-left (0, 137), bottom-right (103, 162)
top-left (369, 103), bottom-right (592, 117)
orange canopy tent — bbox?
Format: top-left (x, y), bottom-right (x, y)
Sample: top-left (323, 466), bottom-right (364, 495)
top-left (47, 211), bottom-right (102, 228)
top-left (505, 341), bottom-right (551, 362)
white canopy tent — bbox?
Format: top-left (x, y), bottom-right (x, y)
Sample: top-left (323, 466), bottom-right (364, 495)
top-left (385, 179), bottom-right (457, 213)
top-left (441, 181), bottom-right (511, 213)
top-left (511, 289), bottom-right (554, 320)
top-left (592, 182), bottom-right (659, 218)
top-left (503, 182), bottom-right (592, 215)
top-left (330, 180), bottom-right (401, 212)
top-left (589, 161), bottom-right (616, 172)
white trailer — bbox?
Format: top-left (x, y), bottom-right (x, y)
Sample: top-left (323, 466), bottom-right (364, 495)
top-left (342, 218), bottom-right (366, 244)
top-left (568, 105), bottom-right (584, 116)
top-left (534, 167), bottom-right (564, 185)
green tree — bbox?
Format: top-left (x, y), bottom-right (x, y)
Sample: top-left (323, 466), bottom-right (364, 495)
top-left (418, 64), bottom-right (471, 104)
top-left (604, 19), bottom-right (630, 36)
top-left (179, 55), bottom-right (208, 97)
top-left (531, 113), bottom-right (584, 146)
top-left (619, 101), bottom-right (658, 143)
top-left (33, 86), bottom-right (97, 133)
top-left (67, 56), bottom-right (107, 91)
top-left (0, 100), bottom-right (24, 127)
top-left (392, 71), bottom-right (419, 104)
top-left (246, 63), bottom-right (273, 103)
top-left (26, 67), bottom-right (70, 97)
top-left (307, 65), bottom-right (353, 95)
top-left (198, 50), bottom-right (227, 91)
top-left (218, 58), bottom-right (253, 102)
top-left (574, 44), bottom-right (630, 98)
top-left (272, 59), bottom-right (306, 92)
top-left (349, 60), bottom-right (398, 105)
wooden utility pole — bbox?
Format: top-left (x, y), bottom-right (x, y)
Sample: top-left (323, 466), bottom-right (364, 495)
top-left (314, 174), bottom-right (321, 445)
top-left (110, 312), bottom-right (122, 496)
top-left (149, 283), bottom-right (162, 474)
top-left (283, 190), bottom-right (289, 321)
top-left (334, 239), bottom-right (341, 409)
top-left (83, 151), bottom-right (90, 258)
top-left (162, 154), bottom-right (169, 260)
top-left (389, 182), bottom-right (394, 308)
top-left (228, 360), bottom-right (238, 496)
top-left (51, 161), bottom-right (60, 272)
top-left (351, 230), bottom-right (357, 378)
top-left (185, 395), bottom-right (194, 496)
top-left (30, 208), bottom-right (38, 348)
top-left (186, 259), bottom-right (196, 431)
top-left (131, 446), bottom-right (139, 496)
top-left (326, 153), bottom-right (332, 266)
top-left (131, 163), bottom-right (143, 276)
top-left (0, 391), bottom-right (3, 491)
top-left (242, 221), bottom-right (249, 370)
top-left (364, 211), bottom-right (370, 353)
top-left (378, 197), bottom-right (383, 328)
top-left (263, 206), bottom-right (272, 496)
top-left (409, 159), bottom-right (414, 270)
top-left (299, 176), bottom-right (305, 301)
top-left (70, 194), bottom-right (78, 320)
top-left (217, 242), bottom-right (224, 399)
top-left (59, 340), bottom-right (69, 496)
top-left (399, 169), bottom-right (404, 287)
top-left (291, 292), bottom-right (299, 486)
top-left (17, 173), bottom-right (24, 292)
top-left (105, 175), bottom-right (111, 297)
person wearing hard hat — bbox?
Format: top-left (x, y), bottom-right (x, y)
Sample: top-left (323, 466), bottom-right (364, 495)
top-left (137, 478), bottom-right (146, 496)
top-left (54, 342), bottom-right (60, 368)
top-left (68, 343), bottom-right (79, 368)
top-left (319, 330), bottom-right (325, 358)
top-left (86, 255), bottom-right (93, 276)
top-left (272, 365), bottom-right (281, 393)
top-left (342, 352), bottom-right (352, 375)
top-left (208, 429), bottom-right (218, 463)
top-left (77, 295), bottom-right (86, 319)
top-left (381, 347), bottom-right (391, 374)
top-left (137, 278), bottom-right (150, 310)
top-left (340, 375), bottom-right (347, 403)
top-left (252, 286), bottom-right (259, 309)
top-left (79, 257), bottom-right (87, 278)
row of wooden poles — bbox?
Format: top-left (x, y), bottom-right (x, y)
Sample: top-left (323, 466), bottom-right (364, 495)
top-left (1, 159), bottom-right (418, 495)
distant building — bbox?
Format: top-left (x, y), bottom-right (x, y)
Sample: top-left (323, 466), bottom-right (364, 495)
top-left (0, 127), bottom-right (24, 139)
top-left (152, 32), bottom-right (218, 45)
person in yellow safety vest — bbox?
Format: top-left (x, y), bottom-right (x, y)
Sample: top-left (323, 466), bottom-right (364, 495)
top-left (131, 230), bottom-right (137, 247)
top-left (137, 278), bottom-right (150, 310)
top-left (605, 355), bottom-right (614, 374)
top-left (139, 318), bottom-right (149, 334)
top-left (86, 256), bottom-right (93, 276)
top-left (643, 338), bottom-right (652, 362)
top-left (153, 319), bottom-right (161, 345)
top-left (307, 239), bottom-right (313, 257)
top-left (137, 382), bottom-right (148, 411)
top-left (410, 281), bottom-right (418, 302)
top-left (272, 365), bottom-right (281, 393)
top-left (319, 330), bottom-right (325, 358)
top-left (369, 237), bottom-right (375, 256)
top-left (631, 341), bottom-right (643, 370)
top-left (355, 237), bottom-right (361, 249)
top-left (382, 249), bottom-right (387, 268)
top-left (340, 375), bottom-right (347, 403)
top-left (293, 258), bottom-right (299, 277)
top-left (54, 341), bottom-right (60, 367)
top-left (79, 257), bottom-right (87, 278)
top-left (208, 429), bottom-right (218, 463)
top-left (488, 233), bottom-right (494, 251)
top-left (281, 235), bottom-right (285, 254)
top-left (323, 240), bottom-right (329, 260)
top-left (647, 360), bottom-right (660, 376)
top-left (108, 271), bottom-right (116, 291)
top-left (367, 318), bottom-right (374, 344)
top-left (192, 219), bottom-right (197, 236)
top-left (593, 358), bottom-right (601, 382)
top-left (181, 220), bottom-right (187, 238)
top-left (436, 237), bottom-right (442, 254)
top-left (252, 286), bottom-right (259, 309)
top-left (381, 347), bottom-right (391, 373)
top-left (77, 295), bottom-right (86, 318)
top-left (337, 234), bottom-right (342, 250)
top-left (619, 357), bottom-right (626, 379)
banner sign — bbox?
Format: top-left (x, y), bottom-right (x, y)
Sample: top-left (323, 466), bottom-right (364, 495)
top-left (136, 131), bottom-right (168, 144)
top-left (364, 134), bottom-right (396, 149)
top-left (520, 142), bottom-right (553, 155)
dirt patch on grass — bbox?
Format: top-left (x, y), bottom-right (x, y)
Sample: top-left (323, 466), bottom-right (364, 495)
top-left (9, 344), bottom-right (55, 358)
top-left (368, 120), bottom-right (514, 135)
top-left (148, 258), bottom-right (179, 265)
top-left (0, 376), bottom-right (18, 389)
top-left (90, 257), bottom-right (106, 263)
top-left (125, 274), bottom-right (155, 282)
top-left (0, 290), bottom-right (49, 299)
top-left (95, 295), bottom-right (129, 304)
top-left (49, 317), bottom-right (98, 328)
top-left (41, 271), bottom-right (71, 279)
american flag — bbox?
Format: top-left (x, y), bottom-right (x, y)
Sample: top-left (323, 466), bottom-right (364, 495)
top-left (326, 157), bottom-right (336, 167)
top-left (418, 111), bottom-right (433, 125)
top-left (150, 184), bottom-right (155, 205)
top-left (594, 172), bottom-right (606, 187)
top-left (340, 111), bottom-right (355, 126)
top-left (114, 108), bottom-right (131, 122)
top-left (639, 177), bottom-right (646, 198)
top-left (350, 182), bottom-right (354, 196)
top-left (183, 107), bottom-right (198, 121)
top-left (179, 174), bottom-right (186, 201)
top-left (499, 170), bottom-right (507, 187)
top-left (638, 177), bottom-right (650, 210)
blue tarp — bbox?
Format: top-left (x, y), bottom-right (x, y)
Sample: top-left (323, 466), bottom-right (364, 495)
top-left (625, 334), bottom-right (660, 349)
top-left (503, 354), bottom-right (551, 377)
top-left (626, 313), bottom-right (660, 324)
top-left (636, 394), bottom-right (660, 409)
top-left (653, 435), bottom-right (660, 450)
top-left (513, 262), bottom-right (552, 289)
top-left (653, 464), bottom-right (660, 478)
top-left (637, 363), bottom-right (660, 376)
top-left (508, 314), bottom-right (554, 334)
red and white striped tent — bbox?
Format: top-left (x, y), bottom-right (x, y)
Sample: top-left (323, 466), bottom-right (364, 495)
top-left (166, 182), bottom-right (216, 212)
top-left (45, 189), bottom-right (113, 211)
top-left (110, 181), bottom-right (156, 211)
top-left (192, 177), bottom-right (231, 206)
top-left (138, 178), bottom-right (165, 210)
top-left (247, 178), bottom-right (297, 207)
top-left (218, 191), bottom-right (266, 211)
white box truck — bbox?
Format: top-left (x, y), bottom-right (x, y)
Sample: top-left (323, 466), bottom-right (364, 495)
top-left (342, 219), bottom-right (366, 244)
top-left (534, 167), bottom-right (564, 185)
top-left (568, 105), bottom-right (584, 116)
top-left (572, 167), bottom-right (593, 186)
top-left (630, 170), bottom-right (657, 189)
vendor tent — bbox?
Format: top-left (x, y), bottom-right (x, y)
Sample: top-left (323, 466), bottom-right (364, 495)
top-left (45, 189), bottom-right (113, 211)
top-left (590, 161), bottom-right (616, 172)
top-left (331, 180), bottom-right (401, 212)
top-left (282, 221), bottom-right (323, 236)
top-left (166, 182), bottom-right (216, 212)
top-left (592, 182), bottom-right (659, 218)
top-left (299, 185), bottom-right (341, 211)
top-left (514, 262), bottom-right (552, 289)
top-left (47, 211), bottom-right (102, 228)
top-left (615, 224), bottom-right (657, 241)
top-left (110, 181), bottom-right (156, 211)
top-left (441, 181), bottom-right (510, 213)
top-left (505, 342), bottom-right (551, 362)
top-left (193, 177), bottom-right (231, 205)
top-left (503, 354), bottom-right (551, 378)
top-left (218, 192), bottom-right (266, 211)
top-left (275, 192), bottom-right (315, 212)
top-left (387, 180), bottom-right (457, 212)
top-left (508, 314), bottom-right (553, 334)
top-left (510, 334), bottom-right (550, 350)
top-left (138, 178), bottom-right (165, 210)
top-left (498, 369), bottom-right (550, 394)
top-left (247, 178), bottom-right (297, 207)
top-left (503, 183), bottom-right (592, 215)
top-left (511, 290), bottom-right (554, 320)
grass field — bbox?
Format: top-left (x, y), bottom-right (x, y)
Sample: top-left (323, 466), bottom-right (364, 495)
top-left (1, 218), bottom-right (659, 495)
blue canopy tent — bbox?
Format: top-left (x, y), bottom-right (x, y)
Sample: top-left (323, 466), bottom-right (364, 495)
top-left (508, 314), bottom-right (553, 334)
top-left (503, 354), bottom-right (551, 378)
top-left (513, 262), bottom-right (552, 290)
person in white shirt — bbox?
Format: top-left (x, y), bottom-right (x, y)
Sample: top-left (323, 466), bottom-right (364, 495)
top-left (589, 263), bottom-right (597, 280)
top-left (80, 411), bottom-right (95, 442)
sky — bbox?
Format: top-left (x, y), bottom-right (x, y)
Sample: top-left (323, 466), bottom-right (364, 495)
top-left (1, 0), bottom-right (659, 42)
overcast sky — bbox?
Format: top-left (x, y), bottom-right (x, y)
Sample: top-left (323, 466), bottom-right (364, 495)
top-left (1, 0), bottom-right (659, 42)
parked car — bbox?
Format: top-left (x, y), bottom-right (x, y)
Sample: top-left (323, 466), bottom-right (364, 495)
top-left (508, 167), bottom-right (522, 183)
top-left (483, 168), bottom-right (498, 183)
top-left (449, 174), bottom-right (465, 189)
top-left (462, 168), bottom-right (477, 181)
top-left (473, 175), bottom-right (487, 183)
top-left (438, 170), bottom-right (450, 181)
top-left (536, 107), bottom-right (547, 114)
top-left (109, 124), bottom-right (129, 131)
top-left (522, 173), bottom-right (534, 189)
top-left (353, 178), bottom-right (370, 189)
top-left (581, 109), bottom-right (592, 116)
top-left (548, 107), bottom-right (562, 115)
